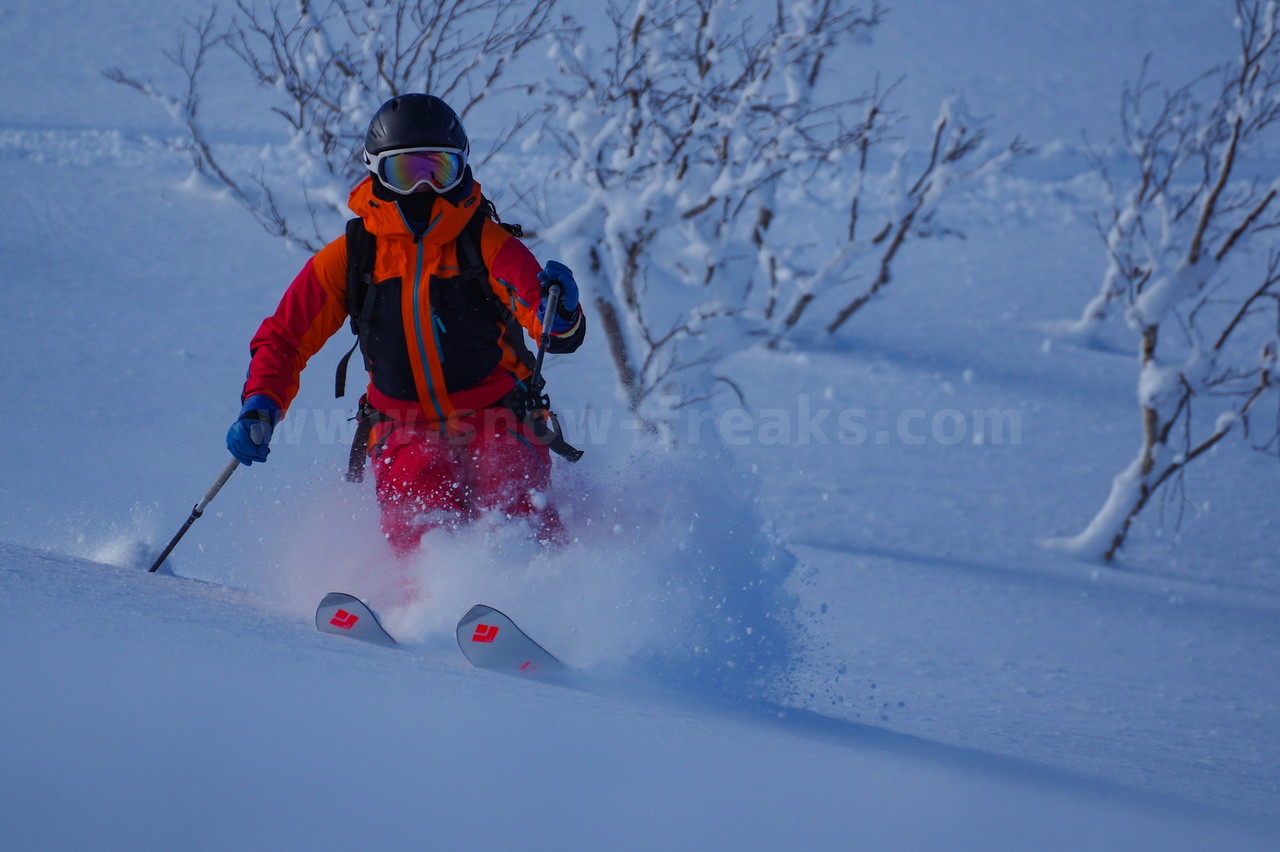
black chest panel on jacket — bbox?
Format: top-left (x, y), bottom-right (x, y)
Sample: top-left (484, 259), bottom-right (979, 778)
top-left (339, 208), bottom-right (525, 405)
top-left (423, 272), bottom-right (505, 392)
top-left (359, 275), bottom-right (414, 400)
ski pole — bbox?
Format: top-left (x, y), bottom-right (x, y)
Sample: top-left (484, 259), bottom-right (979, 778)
top-left (531, 282), bottom-right (561, 391)
top-left (522, 281), bottom-right (583, 462)
top-left (147, 457), bottom-right (241, 573)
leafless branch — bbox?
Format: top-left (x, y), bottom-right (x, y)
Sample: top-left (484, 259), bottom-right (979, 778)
top-left (1069, 0), bottom-right (1280, 561)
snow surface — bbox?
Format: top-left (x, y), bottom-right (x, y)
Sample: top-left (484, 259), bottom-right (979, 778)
top-left (1, 0), bottom-right (1278, 849)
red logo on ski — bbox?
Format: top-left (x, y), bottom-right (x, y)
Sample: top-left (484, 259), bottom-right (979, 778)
top-left (330, 609), bottom-right (360, 630)
top-left (472, 624), bottom-right (500, 643)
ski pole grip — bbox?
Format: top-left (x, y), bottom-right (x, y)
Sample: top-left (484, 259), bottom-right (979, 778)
top-left (540, 284), bottom-right (561, 339)
top-left (534, 283), bottom-right (562, 380)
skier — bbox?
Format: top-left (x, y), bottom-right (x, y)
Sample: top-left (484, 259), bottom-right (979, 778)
top-left (225, 94), bottom-right (586, 557)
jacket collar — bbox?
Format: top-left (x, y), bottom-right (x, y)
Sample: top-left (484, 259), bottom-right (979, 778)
top-left (347, 176), bottom-right (483, 245)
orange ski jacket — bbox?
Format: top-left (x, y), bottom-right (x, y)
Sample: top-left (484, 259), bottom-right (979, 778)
top-left (242, 176), bottom-right (585, 425)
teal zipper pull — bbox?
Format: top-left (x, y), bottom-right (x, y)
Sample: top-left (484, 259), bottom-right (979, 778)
top-left (430, 307), bottom-right (447, 362)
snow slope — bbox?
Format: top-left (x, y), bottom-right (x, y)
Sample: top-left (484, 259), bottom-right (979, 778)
top-left (1, 0), bottom-right (1277, 848)
top-left (2, 543), bottom-right (1273, 851)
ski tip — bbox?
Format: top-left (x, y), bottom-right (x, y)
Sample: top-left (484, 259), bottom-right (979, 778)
top-left (317, 592), bottom-right (397, 647)
top-left (319, 591), bottom-right (360, 609)
top-left (456, 603), bottom-right (565, 674)
top-left (458, 603), bottom-right (500, 624)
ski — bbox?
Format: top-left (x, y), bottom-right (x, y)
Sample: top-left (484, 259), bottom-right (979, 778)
top-left (456, 604), bottom-right (564, 674)
top-left (314, 595), bottom-right (563, 675)
top-left (315, 592), bottom-right (397, 647)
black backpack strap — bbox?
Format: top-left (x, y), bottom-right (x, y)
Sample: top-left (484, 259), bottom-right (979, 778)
top-left (335, 218), bottom-right (378, 398)
top-left (504, 390), bottom-right (584, 462)
top-left (528, 411), bottom-right (585, 462)
top-left (345, 395), bottom-right (391, 483)
top-left (464, 202), bottom-right (582, 463)
top-left (457, 204), bottom-right (538, 373)
top-left (337, 218), bottom-right (381, 482)
top-left (338, 205), bottom-right (582, 468)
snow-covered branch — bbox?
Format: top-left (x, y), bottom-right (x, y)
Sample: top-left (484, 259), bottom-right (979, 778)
top-left (1052, 0), bottom-right (1280, 562)
top-left (822, 96), bottom-right (1025, 334)
top-left (108, 0), bottom-right (561, 251)
top-left (537, 0), bottom-right (1017, 435)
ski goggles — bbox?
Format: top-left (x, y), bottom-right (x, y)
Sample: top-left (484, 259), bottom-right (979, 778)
top-left (363, 146), bottom-right (467, 194)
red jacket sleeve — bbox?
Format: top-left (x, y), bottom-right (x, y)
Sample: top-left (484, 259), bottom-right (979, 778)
top-left (485, 226), bottom-right (586, 354)
top-left (242, 240), bottom-right (349, 412)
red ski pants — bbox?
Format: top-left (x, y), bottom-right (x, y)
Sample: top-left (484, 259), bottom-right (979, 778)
top-left (370, 408), bottom-right (559, 556)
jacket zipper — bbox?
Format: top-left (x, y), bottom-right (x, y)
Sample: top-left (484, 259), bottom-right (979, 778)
top-left (410, 233), bottom-right (448, 423)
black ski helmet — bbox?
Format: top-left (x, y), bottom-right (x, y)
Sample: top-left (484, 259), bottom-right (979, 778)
top-left (363, 94), bottom-right (469, 161)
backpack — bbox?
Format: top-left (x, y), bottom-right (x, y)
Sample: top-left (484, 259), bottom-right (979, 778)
top-left (335, 200), bottom-right (581, 481)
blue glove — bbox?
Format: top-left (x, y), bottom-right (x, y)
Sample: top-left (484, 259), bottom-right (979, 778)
top-left (537, 260), bottom-right (580, 332)
top-left (226, 394), bottom-right (282, 465)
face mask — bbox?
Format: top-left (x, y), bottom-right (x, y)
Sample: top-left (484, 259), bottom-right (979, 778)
top-left (395, 187), bottom-right (439, 223)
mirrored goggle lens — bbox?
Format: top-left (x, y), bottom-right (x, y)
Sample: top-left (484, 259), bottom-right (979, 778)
top-left (379, 150), bottom-right (465, 193)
